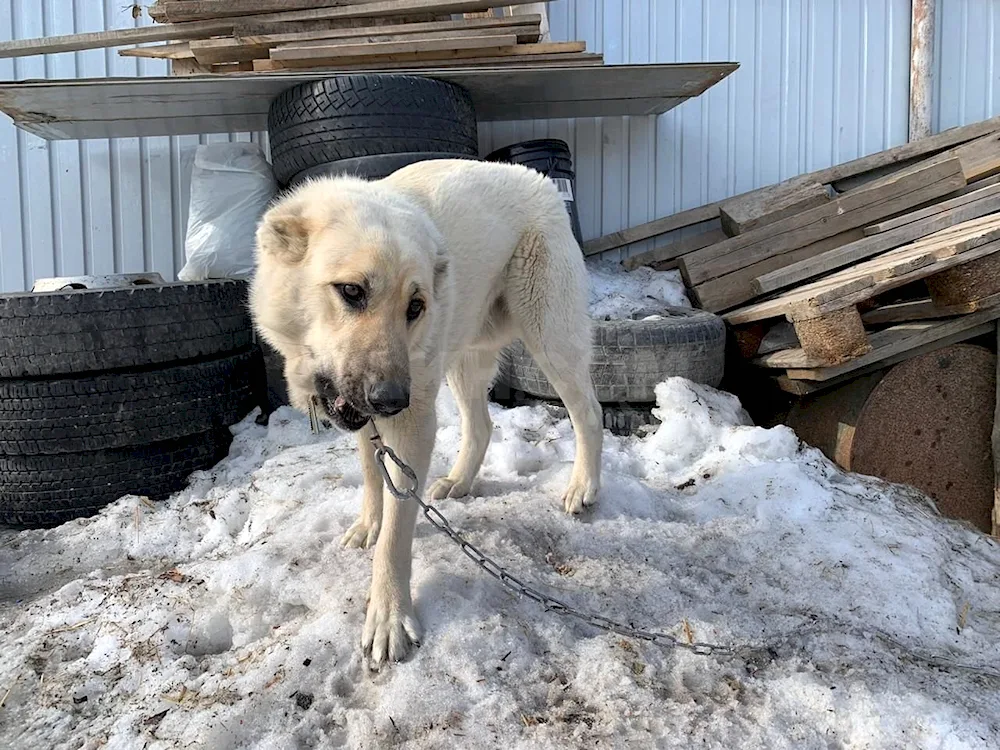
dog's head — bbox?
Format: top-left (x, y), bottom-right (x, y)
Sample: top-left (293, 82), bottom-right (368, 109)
top-left (249, 178), bottom-right (450, 431)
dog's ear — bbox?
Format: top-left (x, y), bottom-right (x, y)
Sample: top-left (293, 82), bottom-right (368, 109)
top-left (256, 206), bottom-right (310, 264)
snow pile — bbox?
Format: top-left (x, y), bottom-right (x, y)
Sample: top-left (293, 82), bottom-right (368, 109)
top-left (585, 259), bottom-right (690, 319)
top-left (2, 379), bottom-right (1000, 749)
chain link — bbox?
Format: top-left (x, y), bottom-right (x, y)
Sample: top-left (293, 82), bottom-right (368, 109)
top-left (368, 426), bottom-right (752, 660)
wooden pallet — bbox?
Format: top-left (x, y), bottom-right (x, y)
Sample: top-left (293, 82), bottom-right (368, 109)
top-left (723, 214), bottom-right (1000, 366)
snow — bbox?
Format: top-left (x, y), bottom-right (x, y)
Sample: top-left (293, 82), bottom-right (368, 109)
top-left (3, 378), bottom-right (1000, 749)
top-left (585, 259), bottom-right (691, 318)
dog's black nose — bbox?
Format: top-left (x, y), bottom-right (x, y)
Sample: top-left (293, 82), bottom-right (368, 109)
top-left (367, 380), bottom-right (410, 416)
top-left (314, 373), bottom-right (338, 400)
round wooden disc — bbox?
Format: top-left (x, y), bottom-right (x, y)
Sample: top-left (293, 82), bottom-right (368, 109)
top-left (851, 344), bottom-right (995, 533)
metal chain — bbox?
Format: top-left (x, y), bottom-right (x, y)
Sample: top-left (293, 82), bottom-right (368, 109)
top-left (365, 423), bottom-right (757, 660)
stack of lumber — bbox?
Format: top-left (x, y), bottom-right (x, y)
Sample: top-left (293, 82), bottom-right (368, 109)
top-left (605, 115), bottom-right (1000, 394)
top-left (114, 1), bottom-right (597, 75)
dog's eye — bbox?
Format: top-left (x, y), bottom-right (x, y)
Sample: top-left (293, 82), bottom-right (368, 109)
top-left (406, 298), bottom-right (425, 322)
top-left (336, 283), bottom-right (366, 308)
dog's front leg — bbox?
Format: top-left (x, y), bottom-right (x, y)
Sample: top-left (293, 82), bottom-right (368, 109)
top-left (362, 403), bottom-right (436, 669)
top-left (342, 422), bottom-right (384, 549)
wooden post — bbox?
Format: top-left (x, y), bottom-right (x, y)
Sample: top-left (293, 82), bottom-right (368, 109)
top-left (993, 322), bottom-right (1000, 536)
top-left (908, 0), bottom-right (935, 141)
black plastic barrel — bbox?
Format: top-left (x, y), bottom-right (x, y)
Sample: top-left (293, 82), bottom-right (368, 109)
top-left (485, 138), bottom-right (584, 247)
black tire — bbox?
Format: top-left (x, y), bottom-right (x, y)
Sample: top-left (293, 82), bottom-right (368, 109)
top-left (0, 430), bottom-right (232, 528)
top-left (0, 349), bottom-right (263, 456)
top-left (268, 75), bottom-right (479, 186)
top-left (0, 280), bottom-right (253, 378)
top-left (288, 151), bottom-right (480, 186)
top-left (500, 306), bottom-right (726, 403)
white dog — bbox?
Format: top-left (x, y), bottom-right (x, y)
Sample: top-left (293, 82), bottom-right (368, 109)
top-left (249, 158), bottom-right (603, 668)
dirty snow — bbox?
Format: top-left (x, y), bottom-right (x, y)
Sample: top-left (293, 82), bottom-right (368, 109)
top-left (585, 260), bottom-right (690, 319)
top-left (2, 378), bottom-right (1000, 749)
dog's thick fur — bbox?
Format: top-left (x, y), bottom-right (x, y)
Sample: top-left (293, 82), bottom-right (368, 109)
top-left (249, 159), bottom-right (603, 668)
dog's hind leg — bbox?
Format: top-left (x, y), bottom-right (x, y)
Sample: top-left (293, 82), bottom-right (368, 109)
top-left (429, 349), bottom-right (499, 500)
top-left (506, 231), bottom-right (603, 514)
top-left (341, 421), bottom-right (384, 549)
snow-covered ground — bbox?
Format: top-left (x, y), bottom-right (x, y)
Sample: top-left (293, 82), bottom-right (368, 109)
top-left (3, 376), bottom-right (1000, 749)
top-left (585, 260), bottom-right (690, 318)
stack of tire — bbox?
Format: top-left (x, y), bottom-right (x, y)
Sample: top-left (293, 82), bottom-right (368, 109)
top-left (0, 279), bottom-right (265, 528)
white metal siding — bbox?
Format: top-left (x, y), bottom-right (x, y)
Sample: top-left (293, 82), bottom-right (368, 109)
top-left (1, 1), bottom-right (998, 290)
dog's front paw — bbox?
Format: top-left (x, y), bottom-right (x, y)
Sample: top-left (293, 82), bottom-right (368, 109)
top-left (362, 593), bottom-right (422, 670)
top-left (561, 475), bottom-right (599, 515)
top-left (341, 514), bottom-right (380, 549)
top-left (428, 476), bottom-right (472, 500)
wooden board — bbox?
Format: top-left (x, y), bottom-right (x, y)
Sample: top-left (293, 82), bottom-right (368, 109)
top-left (769, 311), bottom-right (1000, 383)
top-left (270, 33), bottom-right (524, 62)
top-left (273, 24), bottom-right (539, 51)
top-left (620, 227), bottom-right (727, 271)
top-left (718, 178), bottom-right (830, 236)
top-left (0, 0), bottom-right (547, 58)
top-left (728, 218), bottom-right (1000, 325)
top-left (752, 187), bottom-right (1000, 296)
top-left (679, 158), bottom-right (967, 291)
top-left (187, 15), bottom-right (541, 64)
top-left (252, 51), bottom-right (602, 72)
top-left (119, 41), bottom-right (195, 60)
top-left (150, 1), bottom-right (374, 24)
top-left (578, 117), bottom-right (1000, 257)
top-left (689, 229), bottom-right (866, 313)
top-left (863, 180), bottom-right (1000, 235)
top-left (860, 299), bottom-right (958, 326)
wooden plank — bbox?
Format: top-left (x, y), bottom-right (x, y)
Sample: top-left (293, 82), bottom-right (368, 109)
top-left (620, 227), bottom-right (726, 270)
top-left (120, 42), bottom-right (196, 60)
top-left (151, 1), bottom-right (372, 24)
top-left (271, 39), bottom-right (582, 66)
top-left (581, 205), bottom-right (721, 256)
top-left (272, 37), bottom-right (570, 61)
top-left (277, 24), bottom-right (539, 50)
top-left (993, 323), bottom-right (1000, 537)
top-left (753, 187), bottom-right (1000, 296)
top-left (779, 312), bottom-right (1000, 381)
top-left (727, 227), bottom-right (1000, 325)
top-left (689, 229), bottom-right (865, 313)
top-left (860, 300), bottom-right (954, 326)
top-left (718, 179), bottom-right (830, 236)
top-left (680, 158), bottom-right (967, 289)
top-left (233, 14), bottom-right (444, 34)
top-left (863, 180), bottom-right (1000, 235)
top-left (252, 50), bottom-right (603, 72)
top-left (189, 15), bottom-right (541, 64)
top-left (0, 0), bottom-right (548, 58)
top-left (776, 318), bottom-right (996, 396)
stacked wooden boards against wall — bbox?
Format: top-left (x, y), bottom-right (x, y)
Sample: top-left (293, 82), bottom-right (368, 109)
top-left (607, 115), bottom-right (1000, 394)
top-left (123, 2), bottom-right (595, 76)
top-left (0, 2), bottom-right (596, 75)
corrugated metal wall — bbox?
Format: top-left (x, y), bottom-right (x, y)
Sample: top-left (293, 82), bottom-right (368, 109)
top-left (1, 1), bottom-right (998, 291)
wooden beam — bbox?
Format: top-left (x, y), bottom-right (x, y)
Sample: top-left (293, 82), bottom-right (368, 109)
top-left (151, 1), bottom-right (372, 24)
top-left (680, 158), bottom-right (967, 289)
top-left (252, 50), bottom-right (602, 72)
top-left (719, 179), bottom-right (830, 236)
top-left (188, 15), bottom-right (541, 64)
top-left (271, 33), bottom-right (522, 61)
top-left (0, 0), bottom-right (548, 58)
top-left (753, 186), bottom-right (1000, 295)
top-left (620, 227), bottom-right (727, 270)
top-left (271, 39), bottom-right (583, 67)
top-left (120, 41), bottom-right (195, 60)
top-left (994, 321), bottom-right (1000, 537)
top-left (581, 204), bottom-right (721, 256)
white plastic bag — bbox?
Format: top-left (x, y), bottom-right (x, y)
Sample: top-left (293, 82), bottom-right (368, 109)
top-left (178, 142), bottom-right (277, 281)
